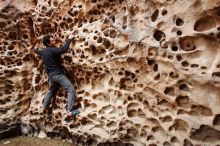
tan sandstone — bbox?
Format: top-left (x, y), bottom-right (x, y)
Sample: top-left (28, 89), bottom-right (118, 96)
top-left (1, 0), bottom-right (220, 145)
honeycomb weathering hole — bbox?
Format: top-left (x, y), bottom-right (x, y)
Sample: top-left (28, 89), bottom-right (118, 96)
top-left (164, 87), bottom-right (175, 96)
top-left (153, 30), bottom-right (165, 41)
top-left (190, 105), bottom-right (213, 116)
top-left (213, 114), bottom-right (220, 125)
top-left (176, 30), bottom-right (182, 36)
top-left (190, 125), bottom-right (220, 141)
top-left (161, 9), bottom-right (167, 16)
top-left (194, 16), bottom-right (216, 32)
top-left (179, 36), bottom-right (196, 51)
top-left (176, 95), bottom-right (190, 108)
top-left (176, 18), bottom-right (184, 26)
top-left (151, 9), bottom-right (159, 22)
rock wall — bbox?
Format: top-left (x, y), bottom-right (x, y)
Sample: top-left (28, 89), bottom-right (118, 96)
top-left (1, 0), bottom-right (220, 145)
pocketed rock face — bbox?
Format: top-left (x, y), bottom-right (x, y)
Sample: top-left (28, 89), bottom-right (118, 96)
top-left (1, 0), bottom-right (220, 145)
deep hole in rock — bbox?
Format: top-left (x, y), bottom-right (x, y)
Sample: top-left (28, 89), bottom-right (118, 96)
top-left (122, 25), bottom-right (127, 29)
top-left (153, 63), bottom-right (158, 72)
top-left (64, 55), bottom-right (72, 63)
top-left (215, 32), bottom-right (220, 39)
top-left (169, 119), bottom-right (189, 131)
top-left (160, 115), bottom-right (172, 122)
top-left (213, 114), bottom-right (220, 125)
top-left (179, 36), bottom-right (196, 51)
top-left (183, 139), bottom-right (193, 146)
top-left (190, 125), bottom-right (220, 141)
top-left (169, 72), bottom-right (179, 79)
top-left (176, 30), bottom-right (182, 36)
top-left (170, 136), bottom-right (179, 143)
top-left (179, 84), bottom-right (190, 91)
top-left (8, 32), bottom-right (17, 40)
top-left (171, 45), bottom-right (178, 51)
top-left (167, 55), bottom-right (173, 60)
top-left (176, 95), bottom-right (190, 108)
top-left (8, 45), bottom-right (14, 50)
top-left (201, 66), bottom-right (207, 69)
top-left (164, 87), bottom-right (175, 96)
top-left (152, 126), bottom-right (161, 133)
top-left (154, 73), bottom-right (160, 80)
top-left (161, 9), bottom-right (167, 15)
top-left (163, 141), bottom-right (171, 146)
top-left (97, 37), bottom-right (103, 43)
top-left (176, 18), bottom-right (184, 26)
top-left (93, 36), bottom-right (98, 40)
top-left (153, 30), bottom-right (165, 41)
top-left (194, 16), bottom-right (216, 32)
top-left (103, 38), bottom-right (111, 48)
top-left (190, 64), bottom-right (199, 68)
top-left (151, 9), bottom-right (159, 22)
top-left (147, 135), bottom-right (154, 141)
top-left (181, 61), bottom-right (189, 67)
top-left (212, 72), bottom-right (220, 78)
top-left (176, 55), bottom-right (183, 61)
top-left (213, 6), bottom-right (220, 17)
top-left (35, 75), bottom-right (41, 84)
top-left (0, 100), bottom-right (6, 105)
top-left (110, 29), bottom-right (117, 38)
top-left (147, 59), bottom-right (155, 66)
top-left (190, 105), bottom-right (213, 116)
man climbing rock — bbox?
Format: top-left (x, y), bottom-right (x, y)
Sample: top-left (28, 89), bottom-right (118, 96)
top-left (34, 34), bottom-right (80, 117)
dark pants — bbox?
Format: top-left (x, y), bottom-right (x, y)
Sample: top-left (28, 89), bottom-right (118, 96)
top-left (43, 74), bottom-right (76, 112)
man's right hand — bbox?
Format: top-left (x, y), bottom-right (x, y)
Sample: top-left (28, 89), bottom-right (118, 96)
top-left (68, 34), bottom-right (74, 39)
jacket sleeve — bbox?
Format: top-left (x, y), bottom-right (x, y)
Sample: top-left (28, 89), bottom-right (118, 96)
top-left (34, 48), bottom-right (43, 56)
top-left (51, 39), bottom-right (72, 54)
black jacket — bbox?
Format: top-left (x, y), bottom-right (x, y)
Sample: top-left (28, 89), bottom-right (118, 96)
top-left (34, 39), bottom-right (72, 77)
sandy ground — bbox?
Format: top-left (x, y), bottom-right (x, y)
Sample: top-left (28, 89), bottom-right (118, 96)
top-left (0, 136), bottom-right (73, 146)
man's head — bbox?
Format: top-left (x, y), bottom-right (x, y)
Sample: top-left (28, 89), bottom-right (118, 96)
top-left (43, 35), bottom-right (56, 47)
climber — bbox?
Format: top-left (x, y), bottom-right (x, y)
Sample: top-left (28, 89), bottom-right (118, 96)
top-left (34, 34), bottom-right (80, 117)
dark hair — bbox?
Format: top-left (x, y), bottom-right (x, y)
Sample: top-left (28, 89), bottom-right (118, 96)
top-left (42, 35), bottom-right (51, 47)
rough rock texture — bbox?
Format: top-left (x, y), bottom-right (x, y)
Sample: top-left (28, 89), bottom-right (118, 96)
top-left (1, 0), bottom-right (220, 145)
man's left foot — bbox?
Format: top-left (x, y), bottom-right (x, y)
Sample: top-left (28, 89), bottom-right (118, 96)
top-left (67, 109), bottom-right (80, 117)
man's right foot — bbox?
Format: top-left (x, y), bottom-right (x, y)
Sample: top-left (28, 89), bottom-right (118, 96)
top-left (67, 109), bottom-right (80, 117)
